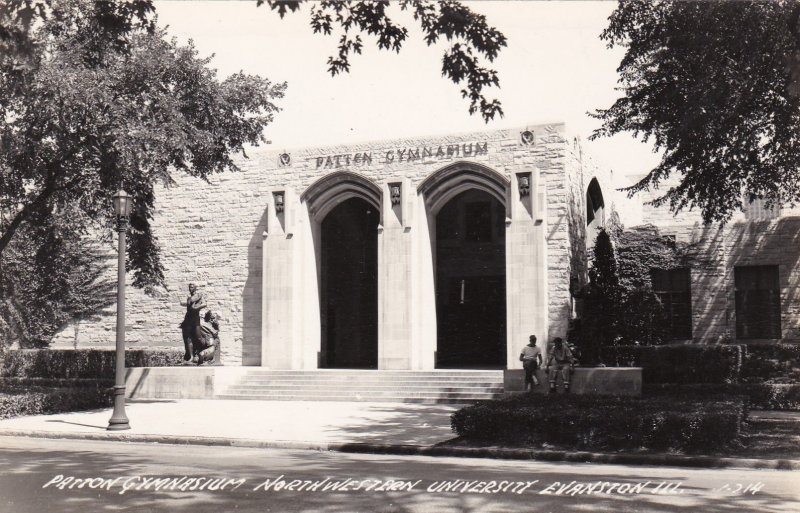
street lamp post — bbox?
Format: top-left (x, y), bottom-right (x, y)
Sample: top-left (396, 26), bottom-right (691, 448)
top-left (108, 189), bottom-right (132, 431)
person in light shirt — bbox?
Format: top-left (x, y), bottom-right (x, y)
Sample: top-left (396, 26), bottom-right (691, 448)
top-left (519, 335), bottom-right (543, 391)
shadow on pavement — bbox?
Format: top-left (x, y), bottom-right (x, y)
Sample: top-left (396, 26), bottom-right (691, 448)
top-left (0, 438), bottom-right (796, 513)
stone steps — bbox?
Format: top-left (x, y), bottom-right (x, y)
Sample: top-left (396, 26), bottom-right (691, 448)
top-left (215, 369), bottom-right (505, 403)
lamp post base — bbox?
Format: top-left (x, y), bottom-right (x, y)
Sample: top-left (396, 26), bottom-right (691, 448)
top-left (107, 385), bottom-right (131, 431)
top-left (107, 420), bottom-right (131, 431)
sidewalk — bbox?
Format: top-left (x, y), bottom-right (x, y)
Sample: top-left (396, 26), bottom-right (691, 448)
top-left (0, 399), bottom-right (798, 470)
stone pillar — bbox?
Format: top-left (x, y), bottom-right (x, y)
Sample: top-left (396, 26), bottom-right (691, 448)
top-left (378, 178), bottom-right (414, 369)
top-left (412, 193), bottom-right (437, 370)
top-left (261, 187), bottom-right (301, 368)
top-left (506, 170), bottom-right (548, 369)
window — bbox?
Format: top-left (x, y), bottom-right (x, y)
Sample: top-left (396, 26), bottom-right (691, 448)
top-left (651, 268), bottom-right (692, 339)
top-left (735, 266), bottom-right (781, 339)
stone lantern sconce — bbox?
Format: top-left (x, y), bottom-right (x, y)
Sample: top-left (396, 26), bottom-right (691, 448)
top-left (518, 175), bottom-right (530, 197)
top-left (274, 191), bottom-right (285, 213)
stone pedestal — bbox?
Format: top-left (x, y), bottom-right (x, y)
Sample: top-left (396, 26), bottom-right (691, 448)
top-left (504, 367), bottom-right (642, 396)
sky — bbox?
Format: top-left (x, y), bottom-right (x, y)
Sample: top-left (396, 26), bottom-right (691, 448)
top-left (153, 1), bottom-right (661, 187)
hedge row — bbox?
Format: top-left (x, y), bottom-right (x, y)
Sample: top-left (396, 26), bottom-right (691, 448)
top-left (645, 383), bottom-right (800, 411)
top-left (0, 349), bottom-right (184, 380)
top-left (0, 387), bottom-right (112, 420)
top-left (740, 344), bottom-right (800, 384)
top-left (0, 377), bottom-right (113, 392)
top-left (606, 344), bottom-right (745, 384)
top-left (451, 394), bottom-right (747, 453)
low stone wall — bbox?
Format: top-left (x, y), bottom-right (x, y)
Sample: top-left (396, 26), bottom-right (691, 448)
top-left (504, 367), bottom-right (642, 396)
top-left (125, 367), bottom-right (214, 399)
top-left (124, 367), bottom-right (243, 399)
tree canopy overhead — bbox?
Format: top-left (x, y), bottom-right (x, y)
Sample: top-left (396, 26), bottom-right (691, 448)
top-left (592, 0), bottom-right (800, 223)
top-left (0, 0), bottom-right (285, 290)
top-left (258, 0), bottom-right (507, 122)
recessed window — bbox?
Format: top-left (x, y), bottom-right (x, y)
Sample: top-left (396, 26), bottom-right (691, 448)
top-left (651, 268), bottom-right (692, 339)
top-left (735, 266), bottom-right (781, 339)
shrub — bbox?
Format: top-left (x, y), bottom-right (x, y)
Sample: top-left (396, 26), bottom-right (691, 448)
top-left (0, 349), bottom-right (184, 380)
top-left (0, 377), bottom-right (113, 391)
top-left (0, 387), bottom-right (112, 420)
top-left (606, 344), bottom-right (745, 384)
top-left (0, 215), bottom-right (116, 349)
top-left (645, 383), bottom-right (800, 411)
top-left (740, 344), bottom-right (800, 384)
top-left (451, 394), bottom-right (746, 453)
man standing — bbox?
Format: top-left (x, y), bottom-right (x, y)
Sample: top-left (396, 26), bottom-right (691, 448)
top-left (519, 335), bottom-right (543, 391)
top-left (180, 283), bottom-right (206, 362)
top-left (546, 337), bottom-right (575, 393)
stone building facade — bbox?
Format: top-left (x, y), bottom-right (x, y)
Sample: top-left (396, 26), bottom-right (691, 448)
top-left (54, 123), bottom-right (614, 367)
top-left (636, 182), bottom-right (800, 344)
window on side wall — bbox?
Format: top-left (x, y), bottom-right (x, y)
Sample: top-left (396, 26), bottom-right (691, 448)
top-left (651, 268), bottom-right (692, 339)
top-left (735, 266), bottom-right (781, 339)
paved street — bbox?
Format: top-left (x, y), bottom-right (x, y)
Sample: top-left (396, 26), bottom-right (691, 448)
top-left (0, 436), bottom-right (797, 513)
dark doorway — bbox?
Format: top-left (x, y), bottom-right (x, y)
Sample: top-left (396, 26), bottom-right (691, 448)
top-left (435, 189), bottom-right (506, 368)
top-left (320, 197), bottom-right (379, 368)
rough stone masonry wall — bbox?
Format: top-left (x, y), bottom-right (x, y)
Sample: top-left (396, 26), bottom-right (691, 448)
top-left (637, 178), bottom-right (800, 343)
top-left (52, 123), bottom-right (589, 364)
top-left (560, 136), bottom-right (618, 339)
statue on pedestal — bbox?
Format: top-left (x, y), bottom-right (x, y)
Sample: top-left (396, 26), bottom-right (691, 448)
top-left (196, 311), bottom-right (221, 365)
top-left (179, 283), bottom-right (206, 363)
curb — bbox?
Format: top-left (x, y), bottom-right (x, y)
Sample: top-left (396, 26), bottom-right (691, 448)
top-left (1, 430), bottom-right (797, 471)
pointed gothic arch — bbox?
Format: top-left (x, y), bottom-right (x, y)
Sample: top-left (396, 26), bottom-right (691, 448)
top-left (302, 171), bottom-right (382, 222)
top-left (418, 161), bottom-right (510, 215)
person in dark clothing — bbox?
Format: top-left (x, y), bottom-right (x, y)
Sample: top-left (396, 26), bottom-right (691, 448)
top-left (180, 283), bottom-right (206, 362)
top-left (546, 337), bottom-right (575, 393)
top-left (195, 311), bottom-right (221, 365)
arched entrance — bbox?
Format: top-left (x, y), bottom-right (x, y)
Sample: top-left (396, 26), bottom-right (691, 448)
top-left (319, 197), bottom-right (379, 368)
top-left (419, 162), bottom-right (510, 369)
top-left (434, 189), bottom-right (506, 368)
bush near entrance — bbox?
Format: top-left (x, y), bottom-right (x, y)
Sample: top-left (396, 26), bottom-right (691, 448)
top-left (0, 349), bottom-right (182, 420)
top-left (601, 344), bottom-right (800, 409)
top-left (740, 344), bottom-right (800, 384)
top-left (451, 393), bottom-right (746, 453)
top-left (645, 384), bottom-right (800, 411)
top-left (0, 386), bottom-right (111, 420)
top-left (0, 349), bottom-right (184, 380)
top-left (606, 344), bottom-right (745, 384)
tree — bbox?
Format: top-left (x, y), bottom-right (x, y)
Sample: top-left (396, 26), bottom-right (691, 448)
top-left (573, 229), bottom-right (622, 365)
top-left (3, 1), bottom-right (507, 123)
top-left (0, 1), bottom-right (155, 71)
top-left (614, 226), bottom-right (687, 346)
top-left (0, 1), bottom-right (285, 291)
top-left (258, 1), bottom-right (506, 122)
top-left (573, 226), bottom-right (690, 363)
top-left (592, 0), bottom-right (800, 223)
top-left (0, 206), bottom-right (116, 347)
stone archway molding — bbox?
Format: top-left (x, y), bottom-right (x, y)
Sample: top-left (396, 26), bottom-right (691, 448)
top-left (301, 171), bottom-right (383, 222)
top-left (418, 161), bottom-right (510, 214)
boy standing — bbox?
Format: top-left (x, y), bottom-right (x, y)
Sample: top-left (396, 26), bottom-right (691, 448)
top-left (519, 335), bottom-right (543, 391)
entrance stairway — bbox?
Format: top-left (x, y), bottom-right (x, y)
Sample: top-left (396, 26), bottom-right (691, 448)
top-left (214, 369), bottom-right (505, 404)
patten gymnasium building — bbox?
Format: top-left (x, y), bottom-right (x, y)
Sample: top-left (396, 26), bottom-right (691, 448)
top-left (53, 123), bottom-right (800, 399)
